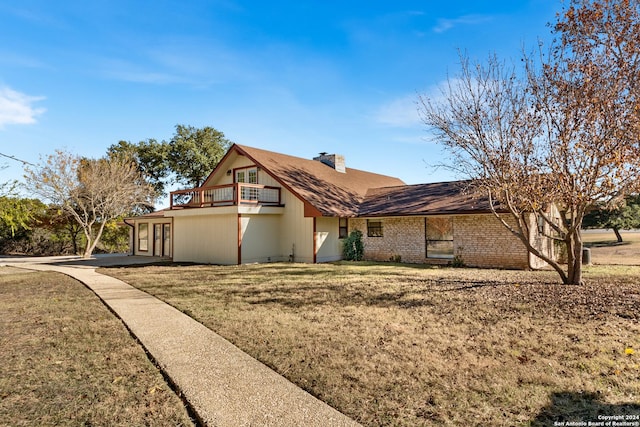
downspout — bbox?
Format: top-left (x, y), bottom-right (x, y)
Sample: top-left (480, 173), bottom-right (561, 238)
top-left (123, 218), bottom-right (135, 256)
top-left (237, 214), bottom-right (242, 265)
top-left (313, 217), bottom-right (317, 264)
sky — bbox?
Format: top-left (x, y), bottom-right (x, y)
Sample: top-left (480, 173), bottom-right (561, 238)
top-left (0, 0), bottom-right (560, 206)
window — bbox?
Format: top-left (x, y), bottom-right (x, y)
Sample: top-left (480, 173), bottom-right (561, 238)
top-left (537, 215), bottom-right (545, 234)
top-left (236, 167), bottom-right (259, 201)
top-left (339, 218), bottom-right (348, 239)
top-left (138, 223), bottom-right (149, 252)
top-left (248, 169), bottom-right (258, 184)
top-left (367, 219), bottom-right (383, 237)
top-left (235, 167), bottom-right (258, 184)
top-left (426, 217), bottom-right (453, 259)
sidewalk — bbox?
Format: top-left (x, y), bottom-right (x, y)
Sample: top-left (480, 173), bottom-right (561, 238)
top-left (0, 256), bottom-right (360, 427)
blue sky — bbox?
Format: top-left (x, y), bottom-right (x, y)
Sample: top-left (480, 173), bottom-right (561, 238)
top-left (0, 0), bottom-right (559, 204)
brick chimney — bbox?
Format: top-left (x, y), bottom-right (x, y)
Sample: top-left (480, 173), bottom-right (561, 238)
top-left (313, 152), bottom-right (346, 173)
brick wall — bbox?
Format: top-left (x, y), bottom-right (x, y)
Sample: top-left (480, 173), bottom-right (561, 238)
top-left (350, 214), bottom-right (535, 269)
top-left (349, 217), bottom-right (425, 263)
top-left (453, 215), bottom-right (530, 269)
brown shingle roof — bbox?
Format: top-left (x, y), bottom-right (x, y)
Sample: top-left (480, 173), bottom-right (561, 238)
top-left (358, 180), bottom-right (500, 217)
top-left (234, 145), bottom-right (405, 216)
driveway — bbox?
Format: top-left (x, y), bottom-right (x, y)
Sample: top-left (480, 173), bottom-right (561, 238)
top-left (0, 253), bottom-right (168, 268)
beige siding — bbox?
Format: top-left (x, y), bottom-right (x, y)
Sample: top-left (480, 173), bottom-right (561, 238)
top-left (168, 183), bottom-right (314, 264)
top-left (527, 208), bottom-right (560, 268)
top-left (315, 217), bottom-right (342, 262)
top-left (172, 214), bottom-right (237, 264)
top-left (168, 151), bottom-right (343, 265)
top-left (278, 190), bottom-right (314, 263)
top-left (240, 215), bottom-right (283, 263)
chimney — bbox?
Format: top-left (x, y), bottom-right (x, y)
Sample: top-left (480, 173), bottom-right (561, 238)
top-left (313, 152), bottom-right (346, 173)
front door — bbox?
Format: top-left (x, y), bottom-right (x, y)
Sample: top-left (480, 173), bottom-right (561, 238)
top-left (235, 168), bottom-right (258, 201)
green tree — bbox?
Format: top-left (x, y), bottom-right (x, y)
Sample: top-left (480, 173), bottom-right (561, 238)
top-left (0, 197), bottom-right (45, 240)
top-left (108, 124), bottom-right (233, 194)
top-left (167, 124), bottom-right (232, 188)
top-left (25, 150), bottom-right (155, 258)
top-left (108, 139), bottom-right (170, 197)
top-left (582, 195), bottom-right (640, 242)
top-left (37, 205), bottom-right (85, 255)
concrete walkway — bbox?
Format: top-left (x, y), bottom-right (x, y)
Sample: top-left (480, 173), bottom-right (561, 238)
top-left (0, 255), bottom-right (360, 427)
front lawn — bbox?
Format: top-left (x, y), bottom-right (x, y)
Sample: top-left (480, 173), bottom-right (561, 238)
top-left (101, 263), bottom-right (640, 426)
top-left (0, 268), bottom-right (194, 427)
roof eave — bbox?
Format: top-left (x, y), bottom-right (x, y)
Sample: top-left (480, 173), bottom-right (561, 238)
top-left (356, 209), bottom-right (509, 217)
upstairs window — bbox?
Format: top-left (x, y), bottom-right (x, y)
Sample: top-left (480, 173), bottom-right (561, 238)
top-left (235, 167), bottom-right (258, 184)
top-left (367, 219), bottom-right (383, 237)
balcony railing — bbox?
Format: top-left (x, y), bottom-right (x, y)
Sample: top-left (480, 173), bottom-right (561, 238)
top-left (170, 183), bottom-right (282, 209)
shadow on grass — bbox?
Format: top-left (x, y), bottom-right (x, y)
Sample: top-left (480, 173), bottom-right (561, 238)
top-left (99, 261), bottom-right (562, 310)
top-left (531, 391), bottom-right (640, 426)
top-left (584, 241), bottom-right (631, 248)
top-left (215, 277), bottom-right (517, 310)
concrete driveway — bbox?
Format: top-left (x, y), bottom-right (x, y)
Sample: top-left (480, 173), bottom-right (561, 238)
top-left (0, 253), bottom-right (168, 268)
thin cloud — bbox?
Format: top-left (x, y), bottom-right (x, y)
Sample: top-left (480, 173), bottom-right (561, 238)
top-left (433, 15), bottom-right (493, 33)
top-left (97, 38), bottom-right (261, 87)
top-left (0, 86), bottom-right (46, 129)
top-left (0, 51), bottom-right (50, 69)
top-left (375, 95), bottom-right (421, 128)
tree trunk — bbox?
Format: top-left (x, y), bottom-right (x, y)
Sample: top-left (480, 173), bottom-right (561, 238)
top-left (68, 227), bottom-right (79, 255)
top-left (82, 222), bottom-right (107, 258)
top-left (565, 233), bottom-right (583, 285)
top-left (613, 227), bottom-right (623, 243)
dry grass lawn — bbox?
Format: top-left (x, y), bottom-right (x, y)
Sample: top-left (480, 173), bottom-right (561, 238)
top-left (583, 230), bottom-right (640, 265)
top-left (0, 267), bottom-right (194, 427)
top-left (102, 262), bottom-right (640, 426)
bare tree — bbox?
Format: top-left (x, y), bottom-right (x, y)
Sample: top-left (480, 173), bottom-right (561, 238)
top-left (419, 0), bottom-right (640, 285)
top-left (25, 150), bottom-right (155, 258)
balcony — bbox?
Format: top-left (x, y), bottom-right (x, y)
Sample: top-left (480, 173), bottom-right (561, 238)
top-left (170, 183), bottom-right (282, 209)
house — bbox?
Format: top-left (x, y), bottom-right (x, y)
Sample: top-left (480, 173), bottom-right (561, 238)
top-left (127, 144), bottom-right (557, 269)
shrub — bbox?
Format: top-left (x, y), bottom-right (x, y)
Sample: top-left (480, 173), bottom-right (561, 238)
top-left (451, 255), bottom-right (465, 268)
top-left (343, 230), bottom-right (364, 261)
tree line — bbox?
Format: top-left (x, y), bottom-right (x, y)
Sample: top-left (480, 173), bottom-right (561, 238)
top-left (1, 124), bottom-right (231, 258)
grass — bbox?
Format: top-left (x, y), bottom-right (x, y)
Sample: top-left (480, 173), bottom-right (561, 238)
top-left (0, 267), bottom-right (194, 427)
top-left (583, 230), bottom-right (640, 265)
top-left (101, 262), bottom-right (640, 426)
